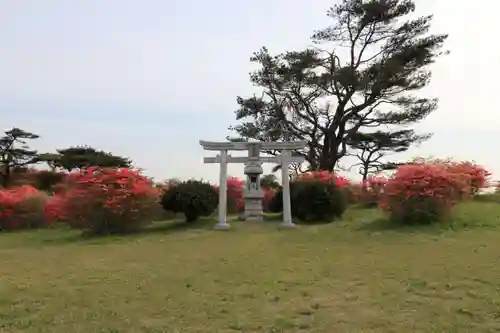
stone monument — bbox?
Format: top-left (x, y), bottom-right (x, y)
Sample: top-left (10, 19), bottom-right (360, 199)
top-left (199, 140), bottom-right (307, 229)
top-left (242, 142), bottom-right (264, 221)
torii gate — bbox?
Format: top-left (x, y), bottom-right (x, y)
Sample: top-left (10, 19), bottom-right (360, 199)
top-left (199, 140), bottom-right (307, 229)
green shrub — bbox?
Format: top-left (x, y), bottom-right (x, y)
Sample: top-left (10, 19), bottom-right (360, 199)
top-left (269, 180), bottom-right (347, 223)
top-left (387, 195), bottom-right (449, 225)
top-left (160, 180), bottom-right (218, 222)
top-left (32, 170), bottom-right (66, 192)
top-left (293, 180), bottom-right (347, 222)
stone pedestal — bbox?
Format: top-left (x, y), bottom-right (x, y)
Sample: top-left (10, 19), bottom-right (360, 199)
top-left (214, 223), bottom-right (231, 230)
top-left (243, 190), bottom-right (264, 222)
top-left (279, 221), bottom-right (297, 228)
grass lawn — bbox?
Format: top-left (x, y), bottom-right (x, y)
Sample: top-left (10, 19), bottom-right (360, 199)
top-left (1, 201), bottom-right (500, 332)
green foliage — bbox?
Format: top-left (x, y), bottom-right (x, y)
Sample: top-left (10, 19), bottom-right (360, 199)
top-left (32, 170), bottom-right (66, 192)
top-left (160, 180), bottom-right (218, 223)
top-left (0, 128), bottom-right (40, 188)
top-left (293, 181), bottom-right (348, 223)
top-left (268, 187), bottom-right (284, 213)
top-left (229, 0), bottom-right (447, 171)
top-left (260, 174), bottom-right (280, 190)
top-left (269, 181), bottom-right (347, 223)
top-left (40, 146), bottom-right (131, 171)
top-left (388, 196), bottom-right (449, 225)
top-left (347, 130), bottom-right (431, 180)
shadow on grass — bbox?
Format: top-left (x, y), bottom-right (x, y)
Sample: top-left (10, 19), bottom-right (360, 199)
top-left (145, 218), bottom-right (217, 234)
top-left (78, 218), bottom-right (218, 241)
top-left (264, 213), bottom-right (346, 225)
top-left (0, 218), bottom-right (220, 248)
top-left (356, 217), bottom-right (453, 235)
top-left (263, 213), bottom-right (283, 222)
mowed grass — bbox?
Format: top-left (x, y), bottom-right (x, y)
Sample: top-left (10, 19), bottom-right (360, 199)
top-left (1, 202), bottom-right (500, 332)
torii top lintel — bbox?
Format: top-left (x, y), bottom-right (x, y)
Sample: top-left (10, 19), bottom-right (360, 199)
top-left (199, 140), bottom-right (308, 151)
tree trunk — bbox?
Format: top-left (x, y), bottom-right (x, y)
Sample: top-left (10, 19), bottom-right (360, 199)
top-left (318, 135), bottom-right (342, 172)
top-left (361, 165), bottom-right (369, 182)
top-left (317, 150), bottom-right (338, 172)
top-left (0, 166), bottom-right (10, 188)
top-left (318, 159), bottom-right (336, 172)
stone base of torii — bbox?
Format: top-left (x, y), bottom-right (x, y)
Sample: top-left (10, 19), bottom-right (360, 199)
top-left (200, 140), bottom-right (307, 229)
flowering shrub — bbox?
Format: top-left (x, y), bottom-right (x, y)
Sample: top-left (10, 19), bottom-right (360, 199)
top-left (227, 177), bottom-right (245, 214)
top-left (262, 187), bottom-right (276, 212)
top-left (359, 176), bottom-right (387, 207)
top-left (0, 185), bottom-right (49, 230)
top-left (211, 177), bottom-right (245, 214)
top-left (46, 167), bottom-right (159, 235)
top-left (411, 157), bottom-right (491, 196)
top-left (44, 194), bottom-right (67, 223)
top-left (380, 164), bottom-right (469, 224)
top-left (298, 171), bottom-right (350, 187)
top-left (213, 177), bottom-right (277, 213)
top-left (446, 162), bottom-right (490, 195)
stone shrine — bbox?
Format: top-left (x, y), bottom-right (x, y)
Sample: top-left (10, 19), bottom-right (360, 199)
top-left (242, 142), bottom-right (264, 221)
top-left (199, 140), bottom-right (307, 229)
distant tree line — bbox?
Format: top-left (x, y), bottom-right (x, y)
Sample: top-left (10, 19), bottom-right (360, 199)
top-left (0, 127), bottom-right (131, 188)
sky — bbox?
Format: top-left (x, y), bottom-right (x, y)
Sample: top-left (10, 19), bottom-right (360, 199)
top-left (1, 0), bottom-right (498, 184)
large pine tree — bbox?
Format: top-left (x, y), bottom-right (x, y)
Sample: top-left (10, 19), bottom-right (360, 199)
top-left (39, 146), bottom-right (132, 172)
top-left (229, 0), bottom-right (447, 171)
top-left (0, 127), bottom-right (40, 187)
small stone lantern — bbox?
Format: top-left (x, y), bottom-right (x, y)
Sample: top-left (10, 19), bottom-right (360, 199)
top-left (242, 143), bottom-right (264, 221)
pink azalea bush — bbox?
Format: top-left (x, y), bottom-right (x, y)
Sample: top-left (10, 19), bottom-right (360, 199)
top-left (380, 163), bottom-right (474, 224)
top-left (212, 177), bottom-right (245, 214)
top-left (411, 158), bottom-right (491, 196)
top-left (262, 187), bottom-right (276, 212)
top-left (227, 177), bottom-right (245, 213)
top-left (45, 167), bottom-right (160, 235)
top-left (297, 170), bottom-right (350, 187)
top-left (0, 185), bottom-right (49, 231)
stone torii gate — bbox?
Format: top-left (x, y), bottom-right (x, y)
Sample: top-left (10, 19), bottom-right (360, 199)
top-left (200, 140), bottom-right (307, 230)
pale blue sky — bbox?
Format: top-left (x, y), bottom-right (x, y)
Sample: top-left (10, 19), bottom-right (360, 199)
top-left (1, 0), bottom-right (498, 183)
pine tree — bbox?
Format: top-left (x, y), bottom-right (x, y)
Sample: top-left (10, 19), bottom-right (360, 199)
top-left (229, 0), bottom-right (447, 171)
